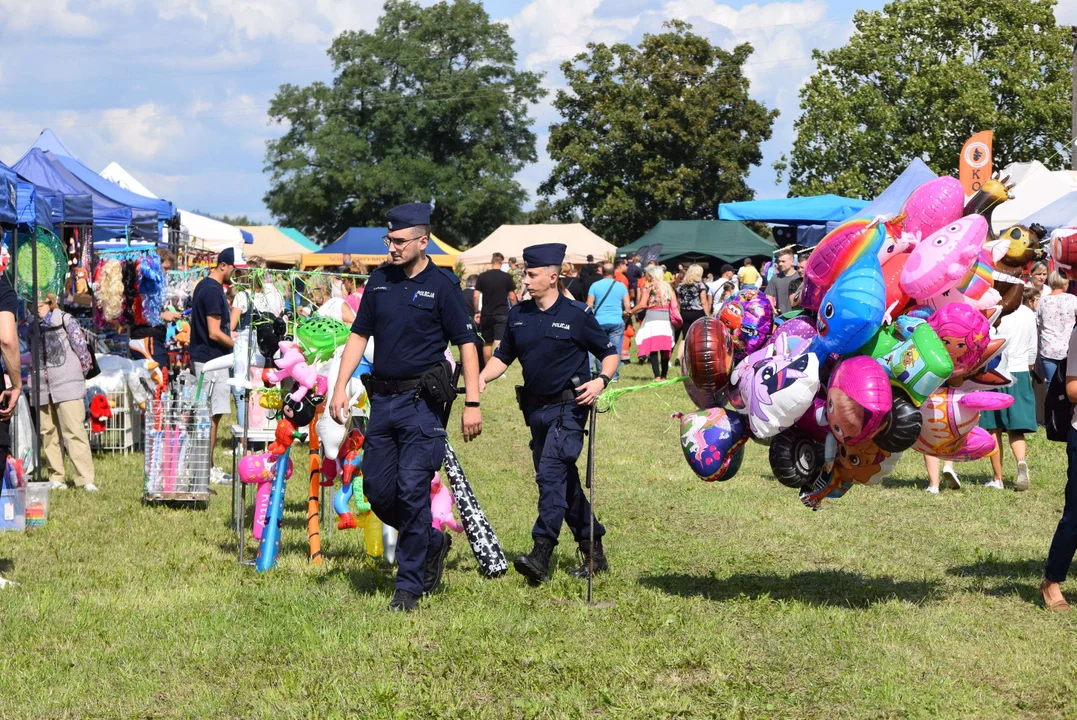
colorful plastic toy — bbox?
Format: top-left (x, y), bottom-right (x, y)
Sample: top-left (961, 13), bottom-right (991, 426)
top-left (296, 315), bottom-right (352, 364)
top-left (901, 176), bottom-right (965, 239)
top-left (332, 429), bottom-right (369, 530)
top-left (913, 387), bottom-right (1013, 461)
top-left (926, 302), bottom-right (990, 376)
top-left (900, 216), bottom-right (988, 300)
top-left (265, 341), bottom-right (327, 402)
top-left (239, 452), bottom-right (294, 540)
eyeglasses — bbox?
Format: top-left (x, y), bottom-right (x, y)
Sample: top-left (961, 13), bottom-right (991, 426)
top-left (382, 234), bottom-right (427, 248)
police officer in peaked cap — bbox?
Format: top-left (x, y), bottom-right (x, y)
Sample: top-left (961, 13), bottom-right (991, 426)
top-left (329, 202), bottom-right (483, 613)
top-left (478, 243), bottom-right (619, 585)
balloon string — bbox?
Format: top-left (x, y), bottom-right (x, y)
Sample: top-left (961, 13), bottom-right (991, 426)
top-left (597, 376), bottom-right (687, 415)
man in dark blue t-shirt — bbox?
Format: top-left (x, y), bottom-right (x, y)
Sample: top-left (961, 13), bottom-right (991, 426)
top-left (190, 248), bottom-right (236, 476)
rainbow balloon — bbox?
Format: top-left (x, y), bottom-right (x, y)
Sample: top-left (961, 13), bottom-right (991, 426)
top-left (801, 218), bottom-right (886, 311)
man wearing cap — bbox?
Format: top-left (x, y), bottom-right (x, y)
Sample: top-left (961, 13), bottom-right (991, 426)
top-left (478, 243), bottom-right (619, 585)
top-left (190, 248), bottom-right (236, 483)
top-left (328, 202), bottom-right (482, 612)
top-left (708, 263), bottom-right (738, 304)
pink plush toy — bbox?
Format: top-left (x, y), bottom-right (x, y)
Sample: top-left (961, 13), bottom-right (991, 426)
top-left (265, 341), bottom-right (327, 402)
top-left (430, 473), bottom-right (463, 533)
top-left (239, 452), bottom-right (294, 540)
top-left (900, 215), bottom-right (988, 300)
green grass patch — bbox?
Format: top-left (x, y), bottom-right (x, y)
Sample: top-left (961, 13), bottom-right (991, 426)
top-left (0, 357), bottom-right (1074, 718)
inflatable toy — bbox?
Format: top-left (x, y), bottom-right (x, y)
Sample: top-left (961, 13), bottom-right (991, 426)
top-left (770, 317), bottom-right (816, 356)
top-left (683, 317), bottom-right (734, 393)
top-left (769, 428), bottom-right (824, 489)
top-left (881, 252), bottom-right (912, 319)
top-left (801, 218), bottom-right (887, 311)
top-left (717, 298), bottom-right (744, 333)
top-left (332, 429), bottom-right (369, 530)
top-left (913, 387), bottom-right (1013, 461)
top-left (728, 335), bottom-right (820, 439)
top-left (679, 407), bottom-right (749, 482)
top-left (902, 176), bottom-right (965, 238)
top-left (873, 390), bottom-right (922, 453)
top-left (431, 473), bottom-right (463, 533)
top-left (900, 216), bottom-right (988, 300)
top-left (826, 357), bottom-right (892, 446)
top-left (266, 341), bottom-right (327, 402)
top-left (684, 378), bottom-right (727, 411)
top-left (963, 177), bottom-right (1014, 230)
top-left (296, 315), bottom-right (351, 364)
top-left (926, 303), bottom-right (990, 376)
top-left (812, 254), bottom-right (885, 360)
top-left (740, 293), bottom-right (774, 358)
top-left (239, 452), bottom-right (294, 540)
top-left (858, 317), bottom-right (953, 406)
top-left (1049, 229), bottom-right (1077, 270)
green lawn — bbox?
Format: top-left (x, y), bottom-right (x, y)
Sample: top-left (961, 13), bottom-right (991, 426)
top-left (0, 357), bottom-right (1074, 719)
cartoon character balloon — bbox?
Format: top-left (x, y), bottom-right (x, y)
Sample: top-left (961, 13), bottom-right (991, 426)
top-left (738, 293), bottom-right (774, 358)
top-left (728, 335), bottom-right (820, 439)
top-left (769, 428), bottom-right (824, 489)
top-left (801, 218), bottom-right (887, 311)
top-left (926, 302), bottom-right (990, 376)
top-left (826, 356), bottom-right (892, 446)
top-left (812, 254), bottom-right (886, 360)
top-left (900, 216), bottom-right (988, 300)
top-left (683, 317), bottom-right (735, 393)
top-left (913, 387), bottom-right (1013, 461)
top-left (873, 390), bottom-right (923, 453)
top-left (902, 176), bottom-right (965, 238)
top-left (858, 317), bottom-right (953, 406)
top-left (679, 407), bottom-right (750, 482)
top-left (1049, 229), bottom-right (1077, 270)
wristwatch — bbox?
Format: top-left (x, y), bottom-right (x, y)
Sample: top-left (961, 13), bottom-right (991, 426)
top-left (598, 374), bottom-right (611, 388)
top-left (464, 401), bottom-right (481, 408)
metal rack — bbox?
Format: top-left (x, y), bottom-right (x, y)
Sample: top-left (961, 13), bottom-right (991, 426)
top-left (88, 387), bottom-right (137, 455)
top-left (142, 393), bottom-right (211, 507)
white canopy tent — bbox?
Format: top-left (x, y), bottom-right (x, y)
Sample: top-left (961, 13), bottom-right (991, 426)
top-left (992, 161), bottom-right (1073, 233)
top-left (457, 224), bottom-right (617, 270)
top-left (99, 162), bottom-right (249, 253)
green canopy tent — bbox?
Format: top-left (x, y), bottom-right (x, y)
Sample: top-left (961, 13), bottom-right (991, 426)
top-left (618, 220), bottom-right (776, 267)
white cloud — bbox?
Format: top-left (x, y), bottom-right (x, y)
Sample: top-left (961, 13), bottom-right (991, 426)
top-left (0, 0), bottom-right (103, 36)
top-left (99, 103), bottom-right (185, 159)
top-left (157, 0), bottom-right (382, 43)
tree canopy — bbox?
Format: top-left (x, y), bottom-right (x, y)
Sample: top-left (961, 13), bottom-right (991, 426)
top-left (777, 0), bottom-right (1072, 198)
top-left (538, 21), bottom-right (777, 245)
top-left (191, 211), bottom-right (257, 227)
top-left (263, 0), bottom-right (545, 245)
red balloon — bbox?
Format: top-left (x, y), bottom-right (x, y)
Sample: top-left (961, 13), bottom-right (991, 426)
top-left (882, 252), bottom-right (912, 318)
top-left (684, 317), bottom-right (734, 393)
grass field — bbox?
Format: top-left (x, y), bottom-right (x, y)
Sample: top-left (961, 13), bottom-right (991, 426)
top-left (0, 356), bottom-right (1074, 719)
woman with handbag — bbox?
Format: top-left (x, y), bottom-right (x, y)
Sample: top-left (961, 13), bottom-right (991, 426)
top-left (673, 264), bottom-right (711, 370)
top-left (630, 266), bottom-right (679, 381)
top-left (29, 294), bottom-right (97, 492)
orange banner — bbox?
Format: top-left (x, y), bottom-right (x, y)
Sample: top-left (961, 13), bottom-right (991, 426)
top-left (960, 130), bottom-right (993, 196)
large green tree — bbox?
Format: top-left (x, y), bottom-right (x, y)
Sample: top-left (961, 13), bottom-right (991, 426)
top-left (539, 21), bottom-right (777, 245)
top-left (264, 0), bottom-right (545, 245)
top-left (777, 0), bottom-right (1071, 198)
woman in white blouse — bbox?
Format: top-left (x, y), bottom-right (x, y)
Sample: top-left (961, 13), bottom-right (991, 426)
top-left (978, 287), bottom-right (1040, 491)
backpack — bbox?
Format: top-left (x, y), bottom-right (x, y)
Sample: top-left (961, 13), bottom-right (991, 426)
top-left (1045, 358), bottom-right (1071, 442)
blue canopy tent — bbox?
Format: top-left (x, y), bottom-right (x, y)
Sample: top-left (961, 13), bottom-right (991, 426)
top-left (718, 194), bottom-right (868, 226)
top-left (15, 182), bottom-right (54, 232)
top-left (14, 149), bottom-right (156, 236)
top-left (53, 153), bottom-right (173, 222)
top-left (0, 162), bottom-right (17, 227)
top-left (851, 159), bottom-right (937, 222)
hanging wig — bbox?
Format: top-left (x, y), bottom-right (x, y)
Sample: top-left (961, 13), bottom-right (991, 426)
top-left (121, 259), bottom-right (138, 326)
top-left (139, 253), bottom-right (165, 326)
top-left (98, 259), bottom-right (125, 323)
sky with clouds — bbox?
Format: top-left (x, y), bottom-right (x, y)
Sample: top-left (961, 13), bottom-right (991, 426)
top-left (1, 0), bottom-right (1073, 228)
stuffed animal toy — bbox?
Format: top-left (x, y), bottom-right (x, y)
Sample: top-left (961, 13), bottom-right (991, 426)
top-left (430, 473), bottom-right (463, 533)
top-left (173, 321), bottom-right (190, 347)
top-left (266, 341), bottom-right (327, 402)
top-left (74, 267), bottom-right (89, 296)
top-left (89, 394), bottom-right (112, 434)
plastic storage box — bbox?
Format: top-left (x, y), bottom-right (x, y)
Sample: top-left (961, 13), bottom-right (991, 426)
top-left (25, 483), bottom-right (48, 528)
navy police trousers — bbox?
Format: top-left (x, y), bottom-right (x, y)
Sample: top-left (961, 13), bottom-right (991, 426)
top-left (525, 402), bottom-right (606, 545)
top-left (362, 392), bottom-right (446, 595)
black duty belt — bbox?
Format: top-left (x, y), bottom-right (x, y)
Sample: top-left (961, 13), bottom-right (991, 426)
top-left (362, 374), bottom-right (422, 395)
top-left (516, 386), bottom-right (578, 408)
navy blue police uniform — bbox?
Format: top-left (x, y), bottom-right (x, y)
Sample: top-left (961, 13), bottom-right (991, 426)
top-left (494, 244), bottom-right (616, 552)
top-left (351, 203), bottom-right (476, 598)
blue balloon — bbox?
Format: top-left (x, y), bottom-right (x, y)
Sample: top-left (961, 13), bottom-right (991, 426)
top-left (812, 255), bottom-right (885, 361)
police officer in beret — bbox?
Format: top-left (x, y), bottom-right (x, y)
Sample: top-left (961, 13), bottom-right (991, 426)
top-left (329, 202), bottom-right (483, 612)
top-left (478, 243), bottom-right (620, 584)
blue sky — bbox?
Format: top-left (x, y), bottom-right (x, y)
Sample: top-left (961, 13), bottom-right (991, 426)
top-left (1, 0), bottom-right (1073, 227)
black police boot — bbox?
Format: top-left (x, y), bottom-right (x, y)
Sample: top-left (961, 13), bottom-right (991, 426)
top-left (513, 537), bottom-right (555, 585)
top-left (423, 531), bottom-right (452, 595)
top-left (388, 588), bottom-right (420, 613)
top-left (568, 537), bottom-right (609, 579)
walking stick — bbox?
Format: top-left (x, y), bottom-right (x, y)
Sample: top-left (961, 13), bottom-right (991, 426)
top-left (585, 398), bottom-right (597, 604)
